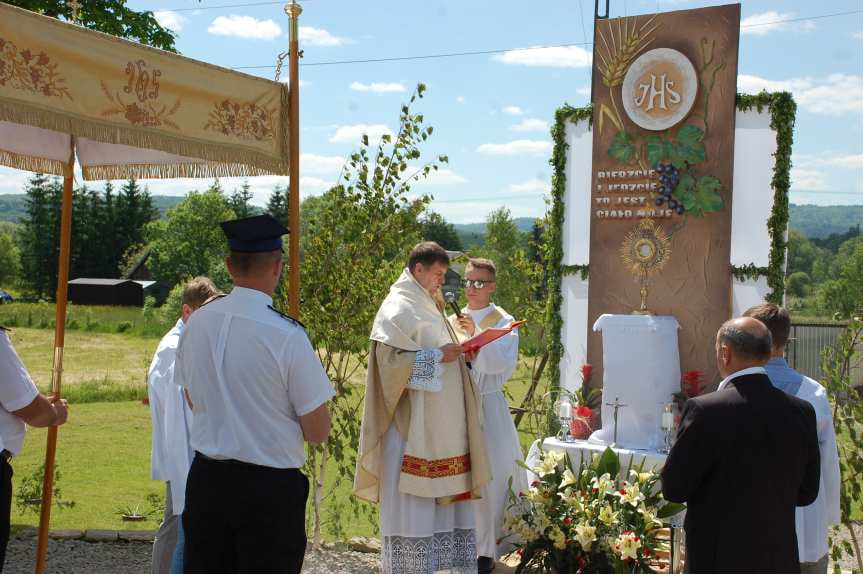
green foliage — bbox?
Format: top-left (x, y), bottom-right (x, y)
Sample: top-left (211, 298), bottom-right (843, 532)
top-left (821, 319), bottom-right (863, 572)
top-left (15, 463), bottom-right (75, 515)
top-left (420, 211), bottom-right (463, 251)
top-left (228, 181), bottom-right (256, 218)
top-left (266, 185), bottom-right (289, 223)
top-left (146, 184), bottom-right (236, 292)
top-left (680, 175), bottom-right (724, 217)
top-left (790, 206), bottom-right (863, 240)
top-left (0, 230), bottom-right (21, 287)
top-left (5, 0), bottom-right (177, 52)
top-left (608, 131), bottom-right (636, 164)
top-left (279, 83), bottom-right (443, 544)
top-left (785, 271), bottom-right (810, 298)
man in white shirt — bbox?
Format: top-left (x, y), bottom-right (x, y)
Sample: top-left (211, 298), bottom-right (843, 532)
top-left (743, 304), bottom-right (841, 574)
top-left (0, 326), bottom-right (69, 571)
top-left (176, 215), bottom-right (334, 574)
top-left (147, 277), bottom-right (221, 574)
top-left (448, 258), bottom-right (527, 574)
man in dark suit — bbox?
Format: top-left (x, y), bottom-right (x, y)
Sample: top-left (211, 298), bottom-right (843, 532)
top-left (662, 317), bottom-right (820, 574)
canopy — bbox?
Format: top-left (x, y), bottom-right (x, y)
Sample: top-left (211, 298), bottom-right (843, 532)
top-left (0, 1), bottom-right (290, 179)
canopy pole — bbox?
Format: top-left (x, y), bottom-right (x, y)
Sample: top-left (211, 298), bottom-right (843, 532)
top-left (286, 0), bottom-right (302, 319)
top-left (34, 158), bottom-right (74, 574)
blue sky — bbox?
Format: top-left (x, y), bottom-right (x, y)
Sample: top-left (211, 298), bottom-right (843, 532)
top-left (1, 0), bottom-right (862, 223)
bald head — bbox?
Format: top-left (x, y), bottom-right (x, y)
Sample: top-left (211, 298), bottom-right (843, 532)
top-left (715, 317), bottom-right (773, 377)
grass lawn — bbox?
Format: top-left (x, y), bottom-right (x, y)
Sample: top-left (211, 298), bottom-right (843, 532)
top-left (11, 401), bottom-right (163, 532)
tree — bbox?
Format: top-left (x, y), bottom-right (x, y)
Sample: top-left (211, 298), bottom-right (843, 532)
top-left (279, 84), bottom-right (445, 544)
top-left (19, 173), bottom-right (60, 299)
top-left (815, 238), bottom-right (863, 318)
top-left (229, 181), bottom-right (255, 218)
top-left (0, 230), bottom-right (21, 287)
top-left (146, 186), bottom-right (236, 292)
top-left (5, 0), bottom-right (178, 52)
top-left (420, 211), bottom-right (462, 251)
top-left (785, 271), bottom-right (810, 298)
top-left (266, 185), bottom-right (289, 224)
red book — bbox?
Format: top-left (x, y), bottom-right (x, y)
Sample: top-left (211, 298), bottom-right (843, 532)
top-left (461, 320), bottom-right (526, 352)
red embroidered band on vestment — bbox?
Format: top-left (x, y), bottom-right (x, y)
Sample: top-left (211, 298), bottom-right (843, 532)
top-left (401, 453), bottom-right (471, 478)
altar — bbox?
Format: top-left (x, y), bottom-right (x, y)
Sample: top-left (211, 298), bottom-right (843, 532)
top-left (541, 437), bottom-right (669, 474)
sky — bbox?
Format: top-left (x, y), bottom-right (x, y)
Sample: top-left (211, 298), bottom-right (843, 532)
top-left (1, 0), bottom-right (862, 223)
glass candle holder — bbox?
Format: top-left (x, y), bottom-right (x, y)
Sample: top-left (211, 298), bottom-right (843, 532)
top-left (658, 402), bottom-right (676, 454)
top-left (554, 398), bottom-right (573, 443)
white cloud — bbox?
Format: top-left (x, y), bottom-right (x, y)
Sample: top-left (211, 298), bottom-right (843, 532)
top-left (208, 15), bottom-right (281, 40)
top-left (493, 45), bottom-right (592, 68)
top-left (822, 154), bottom-right (863, 169)
top-left (456, 96), bottom-right (465, 104)
top-left (738, 74), bottom-right (863, 116)
top-left (508, 179), bottom-right (548, 194)
top-left (790, 168), bottom-right (829, 192)
top-left (795, 152), bottom-right (863, 170)
top-left (0, 167), bottom-right (36, 196)
top-left (350, 81), bottom-right (406, 94)
top-left (576, 86), bottom-right (591, 96)
top-left (855, 31), bottom-right (863, 40)
top-left (510, 118), bottom-right (549, 133)
top-left (411, 168), bottom-right (468, 186)
top-left (741, 11), bottom-right (793, 35)
top-left (741, 11), bottom-right (815, 35)
top-left (476, 140), bottom-right (553, 156)
top-left (503, 106), bottom-right (524, 116)
top-left (299, 26), bottom-right (348, 47)
top-left (431, 200), bottom-right (544, 224)
top-left (154, 10), bottom-right (186, 33)
top-left (300, 154), bottom-right (344, 176)
top-left (329, 124), bottom-right (394, 145)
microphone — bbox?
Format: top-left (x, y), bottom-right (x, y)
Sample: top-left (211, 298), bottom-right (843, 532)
top-left (444, 291), bottom-right (471, 369)
top-left (444, 291), bottom-right (462, 318)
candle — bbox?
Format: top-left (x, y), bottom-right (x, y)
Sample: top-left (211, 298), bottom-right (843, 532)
top-left (661, 411), bottom-right (675, 430)
top-left (558, 401), bottom-right (572, 419)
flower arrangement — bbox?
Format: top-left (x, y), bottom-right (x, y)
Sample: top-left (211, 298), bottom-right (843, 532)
top-left (507, 448), bottom-right (684, 573)
top-left (673, 370), bottom-right (704, 414)
top-left (570, 365), bottom-right (599, 439)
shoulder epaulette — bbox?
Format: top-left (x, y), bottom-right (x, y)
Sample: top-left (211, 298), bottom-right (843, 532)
top-left (268, 305), bottom-right (306, 330)
top-left (199, 293), bottom-right (226, 308)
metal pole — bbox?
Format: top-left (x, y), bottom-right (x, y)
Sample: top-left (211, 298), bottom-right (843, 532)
top-left (286, 0), bottom-right (302, 319)
top-left (34, 161), bottom-right (74, 574)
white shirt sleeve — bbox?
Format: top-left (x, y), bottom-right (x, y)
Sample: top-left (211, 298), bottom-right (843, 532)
top-left (471, 317), bottom-right (520, 378)
top-left (406, 349), bottom-right (444, 392)
top-left (0, 331), bottom-right (39, 413)
top-left (812, 386), bottom-right (841, 526)
top-left (283, 331), bottom-right (335, 416)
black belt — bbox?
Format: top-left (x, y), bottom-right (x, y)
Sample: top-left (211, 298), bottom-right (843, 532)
top-left (0, 450), bottom-right (12, 462)
top-left (195, 451), bottom-right (298, 472)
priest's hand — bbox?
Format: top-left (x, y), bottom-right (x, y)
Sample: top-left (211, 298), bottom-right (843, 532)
top-left (439, 343), bottom-right (464, 363)
top-left (456, 315), bottom-right (476, 336)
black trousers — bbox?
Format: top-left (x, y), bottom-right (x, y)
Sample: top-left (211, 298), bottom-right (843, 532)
top-left (0, 459), bottom-right (12, 574)
top-left (182, 453), bottom-right (309, 574)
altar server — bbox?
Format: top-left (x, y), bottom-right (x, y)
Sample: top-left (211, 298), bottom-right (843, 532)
top-left (449, 258), bottom-right (527, 574)
top-left (147, 276), bottom-right (220, 574)
top-left (177, 215), bottom-right (334, 574)
top-left (744, 304), bottom-right (841, 574)
top-left (354, 241), bottom-right (490, 574)
top-left (662, 317), bottom-right (820, 574)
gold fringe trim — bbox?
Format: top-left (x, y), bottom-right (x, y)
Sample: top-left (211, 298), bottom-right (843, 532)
top-left (0, 148), bottom-right (67, 177)
top-left (0, 99), bottom-right (290, 180)
top-left (82, 162), bottom-right (276, 181)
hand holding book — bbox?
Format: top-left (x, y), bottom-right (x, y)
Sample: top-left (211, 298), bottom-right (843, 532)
top-left (460, 320), bottom-right (526, 353)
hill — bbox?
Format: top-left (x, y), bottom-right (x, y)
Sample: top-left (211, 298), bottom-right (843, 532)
top-left (0, 194), bottom-right (185, 223)
top-left (788, 204), bottom-right (863, 239)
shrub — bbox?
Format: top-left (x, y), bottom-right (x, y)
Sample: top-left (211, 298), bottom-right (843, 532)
top-left (116, 321), bottom-right (133, 333)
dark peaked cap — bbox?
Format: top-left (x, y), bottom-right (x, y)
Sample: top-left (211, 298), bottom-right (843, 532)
top-left (220, 214), bottom-right (288, 253)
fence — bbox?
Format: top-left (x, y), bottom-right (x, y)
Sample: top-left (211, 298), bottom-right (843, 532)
top-left (786, 321), bottom-right (848, 382)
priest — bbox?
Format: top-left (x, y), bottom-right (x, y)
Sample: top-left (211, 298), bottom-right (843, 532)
top-left (448, 258), bottom-right (527, 574)
top-left (354, 241), bottom-right (491, 574)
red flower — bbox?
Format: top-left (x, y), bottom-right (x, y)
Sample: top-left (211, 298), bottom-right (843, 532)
top-left (580, 364), bottom-right (593, 384)
top-left (562, 517), bottom-right (572, 526)
top-left (683, 370), bottom-right (704, 397)
top-left (576, 405), bottom-right (593, 418)
top-left (619, 489), bottom-right (626, 495)
top-left (577, 556), bottom-right (586, 567)
top-left (531, 480), bottom-right (539, 488)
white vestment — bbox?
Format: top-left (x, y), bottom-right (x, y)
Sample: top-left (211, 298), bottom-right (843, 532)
top-left (461, 304), bottom-right (527, 559)
top-left (147, 319), bottom-right (194, 514)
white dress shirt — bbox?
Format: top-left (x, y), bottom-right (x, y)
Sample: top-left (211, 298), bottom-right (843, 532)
top-left (715, 365), bottom-right (767, 391)
top-left (0, 329), bottom-right (38, 455)
top-left (175, 287), bottom-right (334, 469)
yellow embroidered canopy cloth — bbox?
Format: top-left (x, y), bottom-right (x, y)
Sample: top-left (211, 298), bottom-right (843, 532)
top-left (0, 2), bottom-right (289, 179)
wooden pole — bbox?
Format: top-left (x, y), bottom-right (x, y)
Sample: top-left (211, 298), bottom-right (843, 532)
top-left (34, 162), bottom-right (74, 574)
top-left (286, 0), bottom-right (302, 319)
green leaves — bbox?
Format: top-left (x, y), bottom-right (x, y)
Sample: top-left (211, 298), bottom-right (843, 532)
top-left (646, 135), bottom-right (671, 166)
top-left (657, 501), bottom-right (686, 519)
top-left (680, 175), bottom-right (724, 217)
top-left (608, 131), bottom-right (636, 164)
top-left (674, 125), bottom-right (706, 165)
top-left (595, 447), bottom-right (621, 478)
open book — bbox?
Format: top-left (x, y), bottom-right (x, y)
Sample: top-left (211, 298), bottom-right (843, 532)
top-left (461, 320), bottom-right (526, 353)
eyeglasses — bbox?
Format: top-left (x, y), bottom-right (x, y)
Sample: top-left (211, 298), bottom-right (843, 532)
top-left (463, 279), bottom-right (494, 289)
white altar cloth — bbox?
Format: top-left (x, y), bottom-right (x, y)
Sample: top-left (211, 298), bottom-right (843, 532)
top-left (539, 438), bottom-right (668, 475)
top-left (590, 314), bottom-right (681, 450)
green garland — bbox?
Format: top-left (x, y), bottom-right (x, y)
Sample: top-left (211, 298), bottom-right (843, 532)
top-left (546, 93), bottom-right (796, 394)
